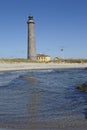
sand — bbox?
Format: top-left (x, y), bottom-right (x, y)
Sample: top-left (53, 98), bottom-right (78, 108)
top-left (0, 62), bottom-right (87, 71)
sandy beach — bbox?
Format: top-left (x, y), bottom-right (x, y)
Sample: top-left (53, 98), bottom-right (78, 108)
top-left (0, 62), bottom-right (87, 71)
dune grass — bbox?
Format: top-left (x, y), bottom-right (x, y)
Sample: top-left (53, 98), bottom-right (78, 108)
top-left (0, 58), bottom-right (87, 63)
top-left (0, 58), bottom-right (34, 63)
top-left (53, 58), bottom-right (87, 63)
top-left (0, 58), bottom-right (51, 63)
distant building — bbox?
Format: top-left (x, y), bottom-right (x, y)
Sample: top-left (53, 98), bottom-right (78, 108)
top-left (54, 57), bottom-right (60, 60)
top-left (54, 57), bottom-right (61, 62)
top-left (37, 54), bottom-right (51, 62)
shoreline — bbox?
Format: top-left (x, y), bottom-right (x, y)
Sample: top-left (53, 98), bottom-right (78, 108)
top-left (0, 62), bottom-right (87, 72)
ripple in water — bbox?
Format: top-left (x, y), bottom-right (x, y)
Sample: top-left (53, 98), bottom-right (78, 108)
top-left (0, 69), bottom-right (87, 129)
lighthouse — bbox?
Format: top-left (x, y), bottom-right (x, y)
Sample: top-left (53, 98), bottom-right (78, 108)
top-left (27, 16), bottom-right (36, 60)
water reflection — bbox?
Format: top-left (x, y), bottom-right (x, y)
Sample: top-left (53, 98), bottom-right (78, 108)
top-left (83, 108), bottom-right (87, 119)
top-left (81, 93), bottom-right (87, 119)
top-left (25, 75), bottom-right (41, 129)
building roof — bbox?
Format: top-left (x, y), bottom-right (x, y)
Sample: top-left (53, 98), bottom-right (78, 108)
top-left (37, 54), bottom-right (50, 57)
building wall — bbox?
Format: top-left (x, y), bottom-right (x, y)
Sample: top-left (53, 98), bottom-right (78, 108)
top-left (27, 16), bottom-right (36, 60)
top-left (37, 55), bottom-right (51, 62)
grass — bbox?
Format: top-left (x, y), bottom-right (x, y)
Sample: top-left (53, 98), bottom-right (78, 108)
top-left (0, 58), bottom-right (87, 63)
top-left (53, 58), bottom-right (87, 63)
top-left (0, 58), bottom-right (36, 63)
top-left (0, 58), bottom-right (51, 63)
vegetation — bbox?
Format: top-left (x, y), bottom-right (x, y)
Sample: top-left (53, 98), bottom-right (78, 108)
top-left (0, 58), bottom-right (87, 63)
top-left (0, 58), bottom-right (38, 63)
top-left (53, 58), bottom-right (87, 63)
top-left (0, 58), bottom-right (51, 63)
top-left (76, 83), bottom-right (87, 92)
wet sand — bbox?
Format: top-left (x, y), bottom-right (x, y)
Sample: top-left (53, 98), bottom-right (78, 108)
top-left (0, 126), bottom-right (87, 130)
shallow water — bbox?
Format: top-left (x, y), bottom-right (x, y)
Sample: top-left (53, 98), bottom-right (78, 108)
top-left (0, 68), bottom-right (87, 130)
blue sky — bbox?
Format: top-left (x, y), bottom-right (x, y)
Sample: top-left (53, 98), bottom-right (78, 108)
top-left (0, 0), bottom-right (87, 59)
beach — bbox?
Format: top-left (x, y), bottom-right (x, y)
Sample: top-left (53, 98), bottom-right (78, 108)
top-left (0, 62), bottom-right (87, 71)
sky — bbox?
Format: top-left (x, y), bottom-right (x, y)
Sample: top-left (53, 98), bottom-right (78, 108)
top-left (0, 0), bottom-right (87, 59)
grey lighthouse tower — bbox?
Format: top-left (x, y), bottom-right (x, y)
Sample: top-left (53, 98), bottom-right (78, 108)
top-left (27, 16), bottom-right (36, 60)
